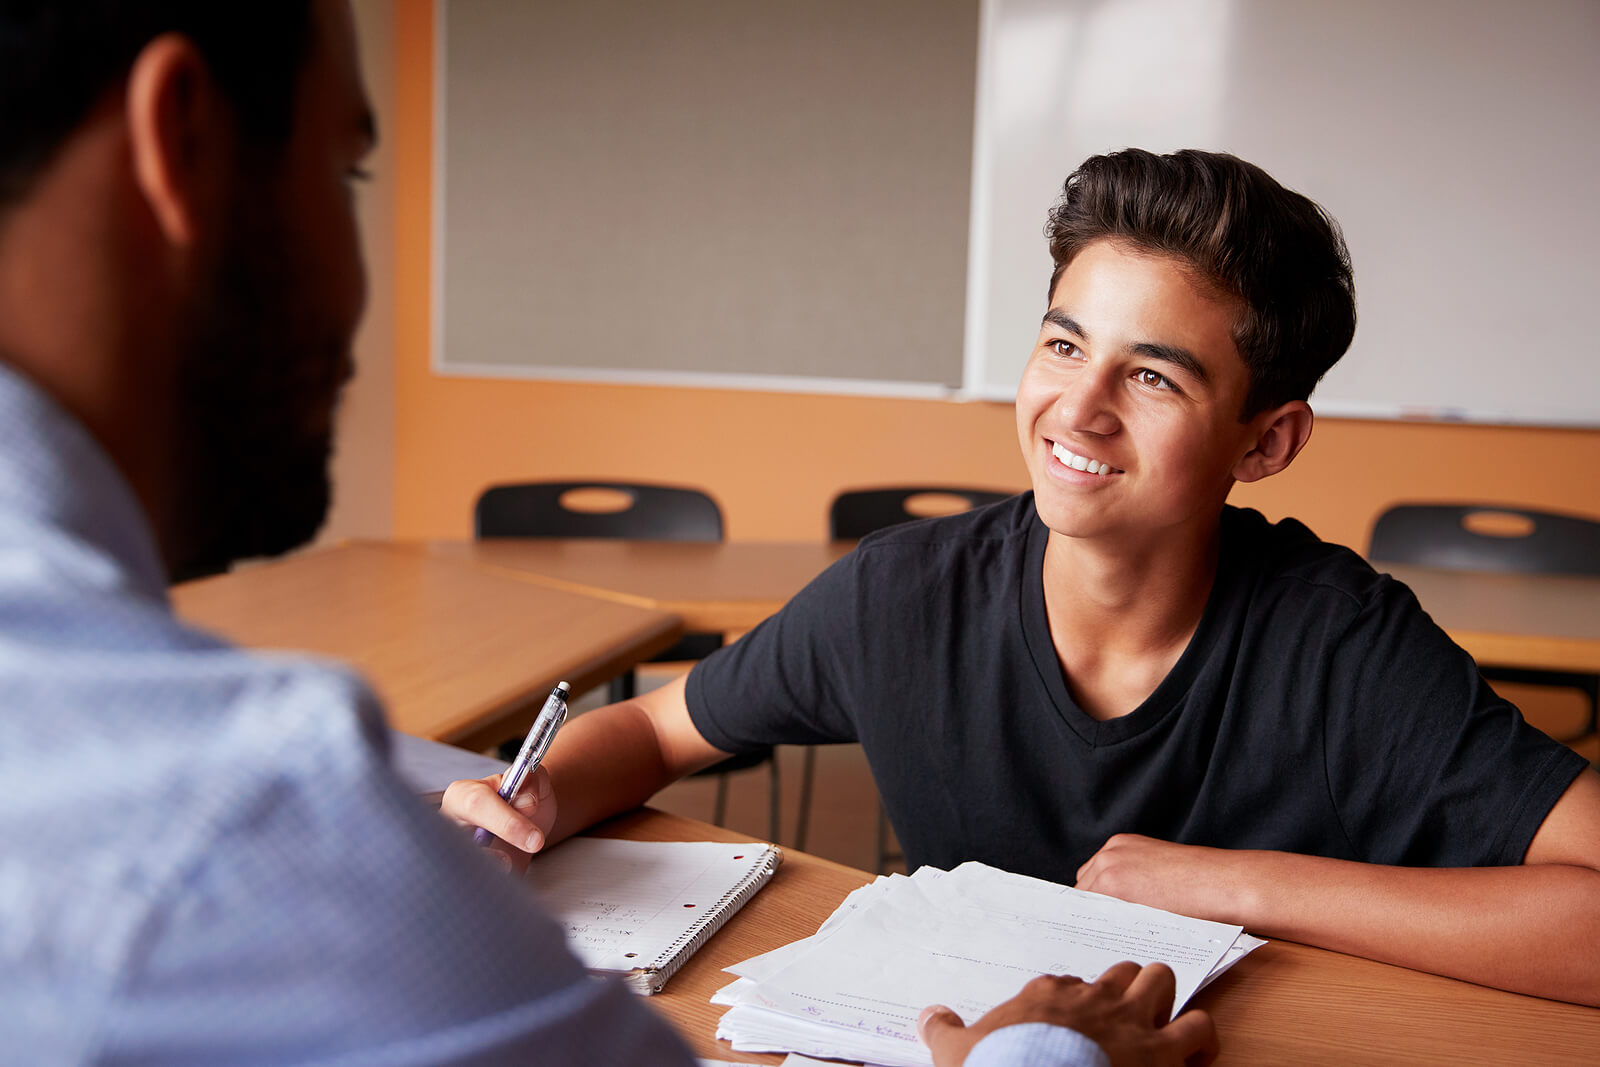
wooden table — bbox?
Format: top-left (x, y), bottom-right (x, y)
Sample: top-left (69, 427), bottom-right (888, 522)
top-left (172, 541), bottom-right (682, 750)
top-left (606, 810), bottom-right (1600, 1065)
top-left (421, 539), bottom-right (853, 631)
top-left (1384, 563), bottom-right (1600, 675)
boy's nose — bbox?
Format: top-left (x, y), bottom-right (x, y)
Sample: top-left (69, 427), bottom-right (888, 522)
top-left (1054, 366), bottom-right (1121, 437)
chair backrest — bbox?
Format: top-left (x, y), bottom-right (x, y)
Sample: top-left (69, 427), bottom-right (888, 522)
top-left (475, 481), bottom-right (724, 542)
top-left (829, 486), bottom-right (1013, 540)
top-left (1367, 503), bottom-right (1600, 578)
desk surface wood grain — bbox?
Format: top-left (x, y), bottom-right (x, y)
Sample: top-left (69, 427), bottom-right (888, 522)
top-left (422, 539), bottom-right (853, 631)
top-left (171, 542), bottom-right (682, 749)
top-left (603, 810), bottom-right (1600, 1065)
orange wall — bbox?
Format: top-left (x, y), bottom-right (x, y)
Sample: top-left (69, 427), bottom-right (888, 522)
top-left (393, 1), bottom-right (1600, 548)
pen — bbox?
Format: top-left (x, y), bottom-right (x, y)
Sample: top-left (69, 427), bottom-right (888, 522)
top-left (473, 680), bottom-right (570, 847)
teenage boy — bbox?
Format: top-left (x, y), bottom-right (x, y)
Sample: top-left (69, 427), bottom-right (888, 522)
top-left (452, 148), bottom-right (1600, 1007)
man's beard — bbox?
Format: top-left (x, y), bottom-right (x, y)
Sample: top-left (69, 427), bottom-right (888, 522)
top-left (169, 213), bottom-right (352, 581)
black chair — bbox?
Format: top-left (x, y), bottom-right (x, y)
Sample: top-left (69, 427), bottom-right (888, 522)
top-left (474, 480), bottom-right (780, 840)
top-left (829, 485), bottom-right (1016, 872)
top-left (1368, 503), bottom-right (1600, 754)
top-left (829, 486), bottom-right (1014, 541)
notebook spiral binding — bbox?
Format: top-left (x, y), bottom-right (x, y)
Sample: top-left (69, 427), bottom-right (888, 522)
top-left (624, 844), bottom-right (784, 995)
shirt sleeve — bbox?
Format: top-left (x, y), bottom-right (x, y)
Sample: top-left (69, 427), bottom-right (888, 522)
top-left (1322, 575), bottom-right (1587, 867)
top-left (99, 670), bottom-right (696, 1067)
top-left (686, 547), bottom-right (866, 752)
top-left (967, 1024), bottom-right (1111, 1067)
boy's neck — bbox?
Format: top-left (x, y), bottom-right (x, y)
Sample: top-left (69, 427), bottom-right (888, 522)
top-left (1040, 518), bottom-right (1222, 721)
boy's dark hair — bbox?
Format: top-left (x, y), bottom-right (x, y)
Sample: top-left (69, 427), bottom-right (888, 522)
top-left (1045, 148), bottom-right (1356, 420)
top-left (0, 1), bottom-right (314, 213)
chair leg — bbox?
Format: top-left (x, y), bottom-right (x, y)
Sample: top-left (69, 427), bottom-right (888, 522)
top-left (712, 771), bottom-right (729, 828)
top-left (608, 670), bottom-right (637, 704)
top-left (792, 746), bottom-right (817, 852)
top-left (768, 750), bottom-right (782, 844)
top-left (876, 800), bottom-right (891, 875)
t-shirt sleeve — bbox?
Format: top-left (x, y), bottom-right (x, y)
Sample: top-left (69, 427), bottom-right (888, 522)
top-left (686, 548), bottom-right (865, 753)
top-left (1321, 575), bottom-right (1588, 867)
top-left (104, 671), bottom-right (695, 1066)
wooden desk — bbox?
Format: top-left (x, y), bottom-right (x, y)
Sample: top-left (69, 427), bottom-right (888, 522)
top-left (172, 541), bottom-right (682, 750)
top-left (422, 539), bottom-right (853, 631)
top-left (1384, 563), bottom-right (1600, 675)
top-left (606, 810), bottom-right (1600, 1065)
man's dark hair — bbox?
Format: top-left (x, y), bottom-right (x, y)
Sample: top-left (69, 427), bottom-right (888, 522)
top-left (1045, 148), bottom-right (1356, 420)
top-left (0, 1), bottom-right (314, 212)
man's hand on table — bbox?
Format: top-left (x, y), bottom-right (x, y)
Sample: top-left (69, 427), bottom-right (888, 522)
top-left (918, 962), bottom-right (1218, 1067)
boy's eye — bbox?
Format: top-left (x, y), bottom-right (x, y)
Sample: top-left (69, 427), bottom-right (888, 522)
top-left (1048, 339), bottom-right (1079, 358)
top-left (1135, 368), bottom-right (1173, 390)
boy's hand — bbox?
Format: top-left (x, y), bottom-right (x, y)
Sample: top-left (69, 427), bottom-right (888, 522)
top-left (917, 962), bottom-right (1218, 1066)
top-left (440, 766), bottom-right (558, 874)
top-left (1076, 834), bottom-right (1253, 924)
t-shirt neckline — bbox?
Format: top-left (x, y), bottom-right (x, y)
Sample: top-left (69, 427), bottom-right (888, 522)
top-left (1019, 508), bottom-right (1241, 747)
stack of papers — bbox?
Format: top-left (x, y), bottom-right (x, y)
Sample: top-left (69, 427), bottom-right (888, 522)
top-left (713, 862), bottom-right (1264, 1067)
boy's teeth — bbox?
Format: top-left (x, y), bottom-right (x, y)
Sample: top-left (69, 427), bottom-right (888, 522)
top-left (1051, 442), bottom-right (1115, 476)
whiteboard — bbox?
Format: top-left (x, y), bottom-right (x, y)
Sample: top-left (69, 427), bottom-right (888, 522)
top-left (964, 0), bottom-right (1600, 426)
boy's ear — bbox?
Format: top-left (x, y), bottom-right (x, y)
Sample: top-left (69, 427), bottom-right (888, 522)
top-left (125, 33), bottom-right (228, 249)
top-left (1233, 400), bottom-right (1314, 483)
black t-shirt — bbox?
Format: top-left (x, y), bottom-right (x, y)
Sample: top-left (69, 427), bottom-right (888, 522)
top-left (686, 495), bottom-right (1587, 883)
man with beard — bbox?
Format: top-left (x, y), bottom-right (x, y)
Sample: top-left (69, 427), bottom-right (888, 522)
top-left (0, 2), bottom-right (1213, 1064)
top-left (0, 2), bottom-right (694, 1061)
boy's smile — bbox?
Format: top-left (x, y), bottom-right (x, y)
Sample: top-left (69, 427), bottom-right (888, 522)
top-left (1050, 440), bottom-right (1122, 478)
top-left (1016, 238), bottom-right (1272, 550)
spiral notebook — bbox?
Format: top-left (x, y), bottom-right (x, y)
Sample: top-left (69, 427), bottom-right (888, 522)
top-left (525, 837), bottom-right (782, 994)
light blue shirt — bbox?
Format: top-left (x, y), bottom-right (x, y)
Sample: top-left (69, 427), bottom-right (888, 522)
top-left (971, 1023), bottom-right (1110, 1067)
top-left (0, 361), bottom-right (1099, 1066)
top-left (0, 363), bottom-right (693, 1064)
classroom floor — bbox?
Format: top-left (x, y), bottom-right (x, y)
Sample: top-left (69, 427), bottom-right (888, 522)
top-left (567, 677), bottom-right (898, 874)
top-left (651, 741), bottom-right (898, 874)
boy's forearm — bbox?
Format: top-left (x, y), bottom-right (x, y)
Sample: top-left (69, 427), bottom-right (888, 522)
top-left (541, 700), bottom-right (682, 844)
top-left (1078, 834), bottom-right (1600, 1006)
top-left (1228, 850), bottom-right (1600, 1006)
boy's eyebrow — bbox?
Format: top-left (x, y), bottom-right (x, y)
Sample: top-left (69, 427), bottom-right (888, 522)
top-left (1042, 307), bottom-right (1209, 384)
top-left (1131, 340), bottom-right (1209, 384)
top-left (1041, 308), bottom-right (1087, 338)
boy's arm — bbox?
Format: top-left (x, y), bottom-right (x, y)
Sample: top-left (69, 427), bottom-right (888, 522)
top-left (446, 546), bottom-right (869, 862)
top-left (442, 673), bottom-right (729, 865)
top-left (544, 673), bottom-right (728, 840)
top-left (1076, 769), bottom-right (1600, 1006)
